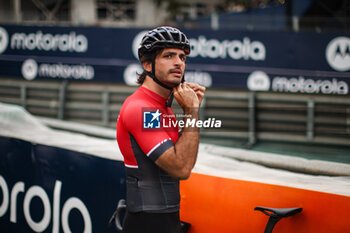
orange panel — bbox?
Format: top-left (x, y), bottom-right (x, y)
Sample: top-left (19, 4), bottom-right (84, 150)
top-left (180, 173), bottom-right (350, 233)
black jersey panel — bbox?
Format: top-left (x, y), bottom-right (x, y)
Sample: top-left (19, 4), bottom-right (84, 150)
top-left (126, 133), bottom-right (180, 213)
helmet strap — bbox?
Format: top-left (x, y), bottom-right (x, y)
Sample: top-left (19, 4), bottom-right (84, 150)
top-left (166, 92), bottom-right (174, 107)
top-left (145, 71), bottom-right (173, 90)
top-left (146, 53), bottom-right (173, 90)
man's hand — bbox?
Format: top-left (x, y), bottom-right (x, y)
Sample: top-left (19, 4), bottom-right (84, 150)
top-left (185, 82), bottom-right (206, 106)
top-left (173, 82), bottom-right (200, 111)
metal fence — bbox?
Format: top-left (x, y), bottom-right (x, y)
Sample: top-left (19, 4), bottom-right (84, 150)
top-left (0, 78), bottom-right (349, 146)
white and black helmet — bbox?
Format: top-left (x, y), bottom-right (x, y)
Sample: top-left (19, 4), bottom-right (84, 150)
top-left (138, 26), bottom-right (191, 60)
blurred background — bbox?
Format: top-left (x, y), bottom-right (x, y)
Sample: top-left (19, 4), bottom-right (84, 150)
top-left (0, 2), bottom-right (350, 233)
top-left (0, 0), bottom-right (349, 31)
top-left (0, 0), bottom-right (350, 32)
top-left (0, 0), bottom-right (349, 163)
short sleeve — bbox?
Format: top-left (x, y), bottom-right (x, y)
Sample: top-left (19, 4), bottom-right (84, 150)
top-left (122, 102), bottom-right (175, 162)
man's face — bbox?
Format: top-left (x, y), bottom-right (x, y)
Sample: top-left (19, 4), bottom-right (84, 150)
top-left (153, 48), bottom-right (187, 88)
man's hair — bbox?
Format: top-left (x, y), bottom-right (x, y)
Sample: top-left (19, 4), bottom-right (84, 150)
top-left (137, 49), bottom-right (163, 85)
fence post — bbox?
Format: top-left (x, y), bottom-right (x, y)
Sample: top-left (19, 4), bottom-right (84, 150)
top-left (307, 100), bottom-right (315, 141)
top-left (20, 84), bottom-right (27, 109)
top-left (248, 92), bottom-right (256, 145)
top-left (58, 81), bottom-right (68, 120)
top-left (102, 91), bottom-right (110, 126)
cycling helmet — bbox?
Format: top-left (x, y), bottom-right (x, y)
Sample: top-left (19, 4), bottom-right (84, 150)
top-left (138, 26), bottom-right (191, 60)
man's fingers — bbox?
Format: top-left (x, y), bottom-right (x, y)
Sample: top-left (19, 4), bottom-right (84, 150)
top-left (173, 82), bottom-right (200, 109)
top-left (185, 82), bottom-right (206, 98)
top-left (185, 82), bottom-right (199, 88)
top-left (185, 82), bottom-right (206, 93)
top-left (174, 82), bottom-right (183, 94)
top-left (196, 90), bottom-right (205, 98)
top-left (175, 82), bottom-right (193, 94)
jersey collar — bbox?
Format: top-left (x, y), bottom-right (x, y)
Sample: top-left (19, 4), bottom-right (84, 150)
top-left (139, 86), bottom-right (168, 105)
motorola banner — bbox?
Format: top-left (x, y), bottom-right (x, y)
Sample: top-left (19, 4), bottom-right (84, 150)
top-left (0, 136), bottom-right (126, 233)
top-left (0, 24), bottom-right (349, 94)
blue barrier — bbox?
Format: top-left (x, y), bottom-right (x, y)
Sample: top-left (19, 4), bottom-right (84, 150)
top-left (0, 136), bottom-right (126, 233)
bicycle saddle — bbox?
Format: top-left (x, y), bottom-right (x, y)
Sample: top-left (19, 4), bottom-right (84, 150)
top-left (254, 207), bottom-right (302, 218)
top-left (255, 206), bottom-right (302, 233)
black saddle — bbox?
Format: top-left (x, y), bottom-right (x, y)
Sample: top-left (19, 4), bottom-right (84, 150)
top-left (254, 206), bottom-right (302, 233)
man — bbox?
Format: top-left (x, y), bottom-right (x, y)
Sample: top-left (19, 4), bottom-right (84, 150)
top-left (116, 26), bottom-right (205, 233)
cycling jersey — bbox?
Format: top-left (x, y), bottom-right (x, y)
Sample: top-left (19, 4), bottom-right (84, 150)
top-left (117, 86), bottom-right (180, 213)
